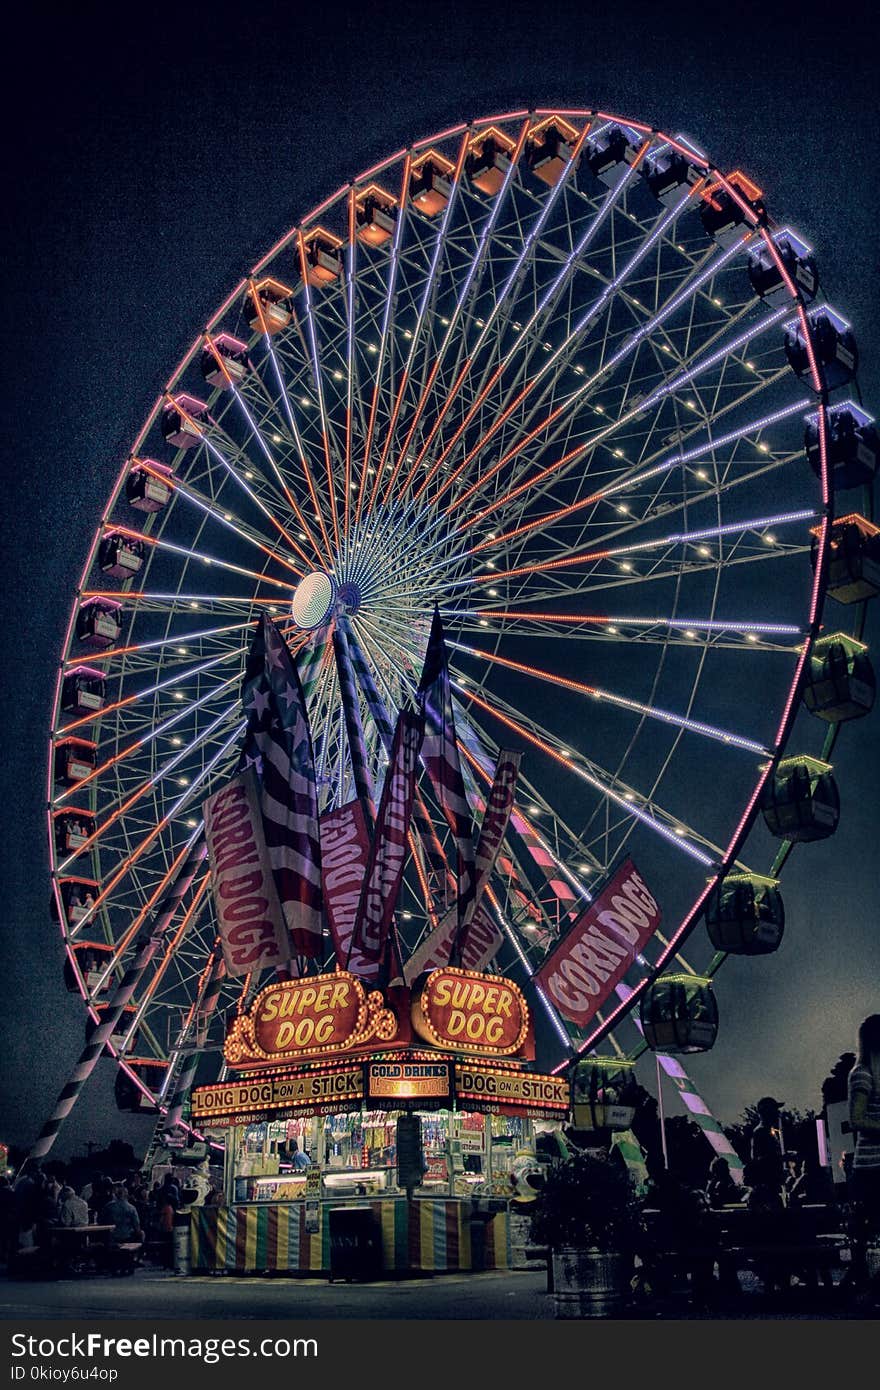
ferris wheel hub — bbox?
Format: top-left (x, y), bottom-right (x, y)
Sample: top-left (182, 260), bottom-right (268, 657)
top-left (291, 570), bottom-right (335, 629)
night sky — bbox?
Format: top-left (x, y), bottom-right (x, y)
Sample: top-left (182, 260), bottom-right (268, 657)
top-left (1, 0), bottom-right (879, 1159)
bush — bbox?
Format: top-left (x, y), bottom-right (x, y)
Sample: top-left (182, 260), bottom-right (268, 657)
top-left (529, 1151), bottom-right (644, 1252)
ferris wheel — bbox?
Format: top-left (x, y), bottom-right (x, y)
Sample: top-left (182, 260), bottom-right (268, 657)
top-left (47, 108), bottom-right (878, 1130)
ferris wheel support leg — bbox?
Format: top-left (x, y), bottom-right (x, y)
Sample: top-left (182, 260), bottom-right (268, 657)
top-left (159, 945), bottom-right (228, 1144)
top-left (22, 839), bottom-right (208, 1173)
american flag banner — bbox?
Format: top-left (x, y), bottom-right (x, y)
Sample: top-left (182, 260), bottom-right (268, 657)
top-left (417, 608), bottom-right (476, 930)
top-left (240, 614), bottom-right (323, 957)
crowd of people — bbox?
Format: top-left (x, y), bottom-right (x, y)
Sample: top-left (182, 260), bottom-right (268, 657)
top-left (0, 1164), bottom-right (224, 1277)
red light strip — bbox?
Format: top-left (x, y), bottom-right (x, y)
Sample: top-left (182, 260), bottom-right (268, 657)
top-left (295, 230), bottom-right (341, 556)
top-left (355, 153), bottom-right (413, 530)
top-left (245, 279), bottom-right (333, 563)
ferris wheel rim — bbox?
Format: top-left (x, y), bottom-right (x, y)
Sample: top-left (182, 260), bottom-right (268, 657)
top-left (46, 104), bottom-right (849, 1115)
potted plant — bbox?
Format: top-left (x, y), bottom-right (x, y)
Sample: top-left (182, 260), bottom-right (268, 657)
top-left (529, 1150), bottom-right (644, 1317)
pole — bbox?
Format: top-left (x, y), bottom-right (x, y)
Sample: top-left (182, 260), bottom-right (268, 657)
top-left (160, 944), bottom-right (228, 1141)
top-left (22, 837), bottom-right (208, 1170)
top-left (656, 1051), bottom-right (669, 1171)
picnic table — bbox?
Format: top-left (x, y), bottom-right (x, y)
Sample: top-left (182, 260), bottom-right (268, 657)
top-left (47, 1224), bottom-right (117, 1274)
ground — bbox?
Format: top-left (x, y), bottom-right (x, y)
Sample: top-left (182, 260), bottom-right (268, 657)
top-left (0, 1268), bottom-right (874, 1321)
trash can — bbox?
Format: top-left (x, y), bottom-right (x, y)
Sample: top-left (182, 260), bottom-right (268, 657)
top-left (328, 1205), bottom-right (382, 1282)
top-left (172, 1210), bottom-right (191, 1276)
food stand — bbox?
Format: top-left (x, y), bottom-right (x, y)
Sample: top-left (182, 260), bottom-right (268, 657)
top-left (190, 967), bottom-right (569, 1275)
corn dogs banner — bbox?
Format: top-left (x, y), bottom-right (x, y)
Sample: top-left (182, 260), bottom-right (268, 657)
top-left (347, 708), bottom-right (424, 981)
top-left (534, 858), bottom-right (661, 1030)
top-left (203, 769), bottom-right (292, 976)
top-left (319, 798), bottom-right (372, 972)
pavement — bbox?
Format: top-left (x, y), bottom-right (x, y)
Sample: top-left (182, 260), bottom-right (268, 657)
top-left (0, 1266), bottom-right (876, 1321)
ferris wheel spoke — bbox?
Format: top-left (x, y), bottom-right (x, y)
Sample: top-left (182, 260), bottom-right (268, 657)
top-left (53, 670), bottom-right (242, 807)
top-left (417, 159), bottom-right (696, 511)
top-left (56, 691), bottom-right (242, 872)
top-left (294, 232), bottom-right (344, 554)
top-left (363, 130), bottom-right (472, 515)
top-left (57, 649), bottom-right (238, 739)
top-left (460, 609), bottom-right (805, 655)
top-left (242, 296), bottom-right (335, 563)
top-left (387, 119), bottom-right (534, 505)
top-left (453, 679), bottom-right (723, 867)
top-left (204, 338), bottom-right (329, 570)
top-left (397, 121), bottom-right (597, 511)
top-left (460, 505), bottom-right (816, 588)
top-left (450, 639), bottom-right (770, 756)
top-left (184, 418), bottom-right (316, 564)
top-left (442, 298), bottom-right (788, 530)
top-left (115, 467), bottom-right (306, 578)
top-left (427, 230), bottom-right (751, 519)
top-left (59, 618), bottom-right (257, 672)
top-left (354, 154), bottom-right (413, 529)
top-left (107, 511), bottom-right (294, 594)
top-left (341, 189), bottom-right (360, 560)
top-left (118, 874), bottom-right (213, 1051)
top-left (65, 727), bottom-right (239, 940)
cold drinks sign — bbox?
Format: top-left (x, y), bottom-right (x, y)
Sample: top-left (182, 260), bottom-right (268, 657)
top-left (534, 858), bottom-right (661, 1030)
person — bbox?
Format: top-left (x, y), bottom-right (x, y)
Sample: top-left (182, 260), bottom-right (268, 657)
top-left (750, 1097), bottom-right (786, 1204)
top-left (89, 1174), bottom-right (114, 1219)
top-left (0, 1176), bottom-right (16, 1265)
top-left (160, 1172), bottom-right (181, 1210)
top-left (705, 1156), bottom-right (742, 1209)
top-left (847, 1013), bottom-right (880, 1294)
top-left (290, 1142), bottom-right (311, 1171)
top-left (58, 1185), bottom-right (89, 1228)
top-left (99, 1184), bottom-right (143, 1246)
top-left (742, 1158), bottom-right (790, 1294)
top-left (155, 1193), bottom-right (176, 1269)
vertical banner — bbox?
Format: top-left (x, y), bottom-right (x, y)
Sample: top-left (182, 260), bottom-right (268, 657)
top-left (319, 798), bottom-right (372, 971)
top-left (403, 750), bottom-right (518, 980)
top-left (417, 608), bottom-right (476, 927)
top-left (455, 749), bottom-right (520, 962)
top-left (534, 858), bottom-right (661, 1032)
top-left (203, 769), bottom-right (292, 976)
top-left (460, 901), bottom-right (505, 971)
top-left (240, 615), bottom-right (323, 956)
top-left (348, 709), bottom-right (424, 982)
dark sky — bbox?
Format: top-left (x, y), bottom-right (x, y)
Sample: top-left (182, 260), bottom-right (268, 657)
top-left (1, 0), bottom-right (879, 1157)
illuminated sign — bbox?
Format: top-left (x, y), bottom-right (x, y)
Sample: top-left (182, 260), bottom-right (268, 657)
top-left (454, 1064), bottom-right (569, 1116)
top-left (367, 1061), bottom-right (451, 1102)
top-left (191, 1064), bottom-right (364, 1120)
top-left (411, 968), bottom-right (529, 1056)
top-left (224, 970), bottom-right (400, 1068)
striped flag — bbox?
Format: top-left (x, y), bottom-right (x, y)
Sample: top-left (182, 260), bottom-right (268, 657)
top-left (417, 608), bottom-right (476, 930)
top-left (240, 615), bottom-right (323, 957)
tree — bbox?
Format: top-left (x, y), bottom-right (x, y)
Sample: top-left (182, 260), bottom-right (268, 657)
top-left (821, 1052), bottom-right (855, 1112)
top-left (723, 1103), bottom-right (819, 1169)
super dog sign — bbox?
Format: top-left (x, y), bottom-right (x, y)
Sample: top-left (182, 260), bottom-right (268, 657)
top-left (224, 969), bottom-right (401, 1068)
top-left (411, 968), bottom-right (529, 1056)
